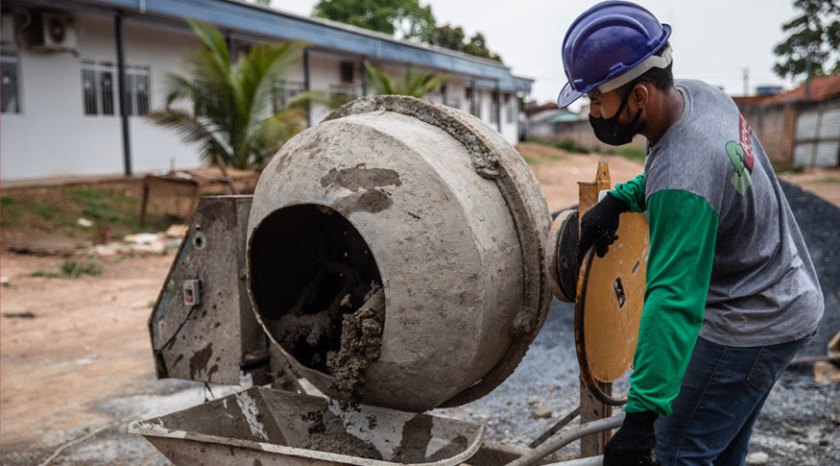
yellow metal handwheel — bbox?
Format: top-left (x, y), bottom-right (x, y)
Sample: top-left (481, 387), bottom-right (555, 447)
top-left (574, 212), bottom-right (649, 405)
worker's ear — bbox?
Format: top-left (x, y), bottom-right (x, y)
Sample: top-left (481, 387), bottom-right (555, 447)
top-left (630, 83), bottom-right (649, 110)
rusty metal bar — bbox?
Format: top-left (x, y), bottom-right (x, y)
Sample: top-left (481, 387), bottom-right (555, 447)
top-left (528, 406), bottom-right (581, 448)
top-left (506, 414), bottom-right (624, 466)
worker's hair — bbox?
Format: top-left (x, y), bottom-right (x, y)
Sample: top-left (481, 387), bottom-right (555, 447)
top-left (618, 42), bottom-right (674, 97)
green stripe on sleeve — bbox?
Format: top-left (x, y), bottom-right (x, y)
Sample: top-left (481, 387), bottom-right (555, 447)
top-left (625, 189), bottom-right (718, 415)
top-left (611, 173), bottom-right (647, 213)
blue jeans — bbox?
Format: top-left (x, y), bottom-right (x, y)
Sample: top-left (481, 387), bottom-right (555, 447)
top-left (655, 334), bottom-right (811, 466)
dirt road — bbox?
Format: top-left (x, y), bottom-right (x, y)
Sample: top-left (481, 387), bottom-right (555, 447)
top-left (0, 253), bottom-right (169, 453)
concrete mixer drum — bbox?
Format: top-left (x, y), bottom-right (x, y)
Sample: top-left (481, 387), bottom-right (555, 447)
top-left (246, 96), bottom-right (552, 412)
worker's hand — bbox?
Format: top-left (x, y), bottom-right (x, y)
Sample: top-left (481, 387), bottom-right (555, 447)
top-left (604, 411), bottom-right (660, 466)
top-left (578, 193), bottom-right (630, 264)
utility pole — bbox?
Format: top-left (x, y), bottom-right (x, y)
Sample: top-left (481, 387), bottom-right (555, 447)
top-left (743, 68), bottom-right (749, 96)
top-left (804, 45), bottom-right (813, 101)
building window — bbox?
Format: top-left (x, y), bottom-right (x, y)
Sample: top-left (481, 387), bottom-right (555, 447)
top-left (272, 80), bottom-right (306, 112)
top-left (445, 98), bottom-right (461, 109)
top-left (81, 59), bottom-right (115, 116)
top-left (340, 62), bottom-right (354, 83)
top-left (125, 64), bottom-right (151, 116)
top-left (504, 93), bottom-right (515, 124)
top-left (1, 50), bottom-right (21, 114)
top-left (469, 89), bottom-right (482, 118)
top-left (490, 91), bottom-right (500, 124)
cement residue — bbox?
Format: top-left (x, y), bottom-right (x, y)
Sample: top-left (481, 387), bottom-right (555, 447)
top-left (304, 432), bottom-right (382, 460)
top-left (326, 285), bottom-right (386, 396)
top-left (275, 311), bottom-right (334, 352)
top-left (392, 414), bottom-right (434, 463)
top-left (319, 164), bottom-right (402, 192)
top-left (334, 189), bottom-right (393, 214)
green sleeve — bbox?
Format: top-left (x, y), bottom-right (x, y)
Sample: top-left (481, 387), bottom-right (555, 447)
top-left (625, 189), bottom-right (718, 416)
top-left (610, 173), bottom-right (647, 212)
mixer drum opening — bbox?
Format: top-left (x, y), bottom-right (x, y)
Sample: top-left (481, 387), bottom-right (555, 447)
top-left (248, 204), bottom-right (384, 378)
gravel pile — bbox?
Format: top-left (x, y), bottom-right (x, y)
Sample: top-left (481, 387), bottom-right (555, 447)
top-left (779, 181), bottom-right (840, 356)
top-left (436, 180), bottom-right (839, 464)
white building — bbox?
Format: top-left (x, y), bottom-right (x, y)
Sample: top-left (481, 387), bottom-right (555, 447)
top-left (0, 0), bottom-right (532, 181)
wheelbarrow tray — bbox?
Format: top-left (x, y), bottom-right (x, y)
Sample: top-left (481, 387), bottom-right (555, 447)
top-left (129, 386), bottom-right (484, 465)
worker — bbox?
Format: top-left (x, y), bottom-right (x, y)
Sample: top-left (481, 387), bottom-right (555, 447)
top-left (556, 2), bottom-right (824, 465)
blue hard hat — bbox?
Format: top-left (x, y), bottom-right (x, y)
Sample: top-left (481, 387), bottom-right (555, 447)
top-left (557, 1), bottom-right (672, 108)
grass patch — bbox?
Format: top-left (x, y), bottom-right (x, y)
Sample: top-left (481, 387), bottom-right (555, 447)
top-left (32, 260), bottom-right (102, 278)
top-left (522, 154), bottom-right (539, 166)
top-left (617, 146), bottom-right (646, 163)
top-left (770, 160), bottom-right (805, 174)
top-left (1, 184), bottom-right (177, 238)
top-left (528, 136), bottom-right (591, 154)
top-left (814, 176), bottom-right (840, 184)
top-left (554, 138), bottom-right (590, 154)
top-left (2, 311), bottom-right (36, 319)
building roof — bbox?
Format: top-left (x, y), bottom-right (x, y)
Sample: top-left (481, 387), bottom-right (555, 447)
top-left (735, 75), bottom-right (840, 106)
top-left (10, 0), bottom-right (532, 93)
top-left (547, 112), bottom-right (580, 123)
top-left (523, 101), bottom-right (559, 117)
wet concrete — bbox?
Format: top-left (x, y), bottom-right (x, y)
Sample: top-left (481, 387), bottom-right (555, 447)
top-left (304, 432), bottom-right (383, 460)
top-left (326, 285), bottom-right (386, 397)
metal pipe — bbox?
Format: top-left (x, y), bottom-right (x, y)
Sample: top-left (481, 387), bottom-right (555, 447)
top-left (495, 81), bottom-right (502, 132)
top-left (360, 56), bottom-right (368, 96)
top-left (549, 455), bottom-right (604, 466)
top-left (506, 414), bottom-right (624, 466)
top-left (114, 12), bottom-right (132, 176)
top-left (303, 48), bottom-right (311, 126)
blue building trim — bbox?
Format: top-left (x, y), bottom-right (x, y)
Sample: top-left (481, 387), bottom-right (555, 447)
top-left (14, 0), bottom-right (532, 93)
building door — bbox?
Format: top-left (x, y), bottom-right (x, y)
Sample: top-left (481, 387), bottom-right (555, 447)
top-left (793, 104), bottom-right (840, 167)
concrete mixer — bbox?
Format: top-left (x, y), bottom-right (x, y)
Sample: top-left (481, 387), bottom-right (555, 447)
top-left (134, 96), bottom-right (649, 465)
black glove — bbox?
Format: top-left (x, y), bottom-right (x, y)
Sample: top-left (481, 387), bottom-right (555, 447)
top-left (578, 193), bottom-right (629, 264)
top-left (604, 411), bottom-right (660, 466)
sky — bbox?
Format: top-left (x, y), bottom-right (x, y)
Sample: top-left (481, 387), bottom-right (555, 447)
top-left (272, 0), bottom-right (799, 105)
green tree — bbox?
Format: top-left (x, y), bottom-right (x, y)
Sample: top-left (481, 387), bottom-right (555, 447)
top-left (773, 0), bottom-right (840, 80)
top-left (364, 62), bottom-right (448, 97)
top-left (149, 21), bottom-right (309, 170)
top-left (429, 24), bottom-right (502, 62)
top-left (312, 1), bottom-right (503, 62)
top-left (428, 24), bottom-right (466, 50)
top-left (313, 0), bottom-right (435, 41)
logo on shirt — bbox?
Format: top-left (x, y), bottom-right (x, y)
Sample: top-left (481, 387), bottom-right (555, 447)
top-left (725, 114), bottom-right (755, 195)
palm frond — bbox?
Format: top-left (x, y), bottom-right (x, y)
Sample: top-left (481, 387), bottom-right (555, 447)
top-left (150, 22), bottom-right (308, 170)
top-left (239, 41), bottom-right (305, 137)
top-left (244, 109), bottom-right (306, 168)
top-left (364, 61), bottom-right (395, 95)
top-left (413, 73), bottom-right (449, 98)
top-left (187, 20), bottom-right (230, 74)
top-left (364, 62), bottom-right (446, 98)
top-left (147, 108), bottom-right (233, 165)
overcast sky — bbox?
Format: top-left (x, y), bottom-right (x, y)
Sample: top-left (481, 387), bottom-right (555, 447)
top-left (275, 0), bottom-right (799, 104)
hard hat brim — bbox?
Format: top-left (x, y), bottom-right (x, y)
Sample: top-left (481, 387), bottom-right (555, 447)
top-left (557, 82), bottom-right (584, 109)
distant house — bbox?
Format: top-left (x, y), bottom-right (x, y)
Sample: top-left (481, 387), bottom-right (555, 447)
top-left (0, 0), bottom-right (532, 181)
top-left (526, 100), bottom-right (647, 152)
top-left (733, 75), bottom-right (840, 168)
top-left (520, 101), bottom-right (574, 140)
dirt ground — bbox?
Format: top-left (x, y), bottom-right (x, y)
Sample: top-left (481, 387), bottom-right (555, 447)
top-left (1, 144), bottom-right (837, 465)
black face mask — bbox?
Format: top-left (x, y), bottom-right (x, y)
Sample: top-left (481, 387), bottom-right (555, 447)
top-left (589, 89), bottom-right (643, 146)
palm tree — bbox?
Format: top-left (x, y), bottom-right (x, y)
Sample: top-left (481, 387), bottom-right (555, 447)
top-left (149, 21), bottom-right (309, 170)
top-left (363, 61), bottom-right (448, 98)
